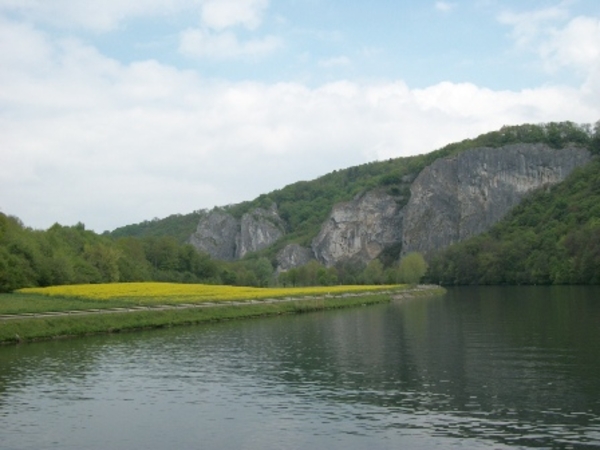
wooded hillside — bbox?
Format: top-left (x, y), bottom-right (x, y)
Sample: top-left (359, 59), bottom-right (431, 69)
top-left (108, 121), bottom-right (599, 250)
top-left (2, 121), bottom-right (599, 291)
top-left (427, 157), bottom-right (600, 285)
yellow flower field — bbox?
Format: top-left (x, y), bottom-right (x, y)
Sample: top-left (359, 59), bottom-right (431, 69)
top-left (18, 282), bottom-right (405, 304)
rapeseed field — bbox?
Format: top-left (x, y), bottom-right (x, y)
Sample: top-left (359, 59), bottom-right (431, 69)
top-left (18, 282), bottom-right (403, 304)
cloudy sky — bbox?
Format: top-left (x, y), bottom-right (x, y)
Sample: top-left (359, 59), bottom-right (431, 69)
top-left (1, 0), bottom-right (599, 232)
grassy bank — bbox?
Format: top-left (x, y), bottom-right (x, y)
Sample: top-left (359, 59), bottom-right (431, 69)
top-left (1, 283), bottom-right (445, 345)
top-left (17, 282), bottom-right (403, 303)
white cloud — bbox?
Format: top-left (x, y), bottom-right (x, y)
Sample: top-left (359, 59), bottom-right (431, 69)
top-left (0, 0), bottom-right (198, 31)
top-left (540, 16), bottom-right (600, 72)
top-left (1, 10), bottom-right (599, 232)
top-left (2, 0), bottom-right (281, 64)
top-left (201, 0), bottom-right (269, 30)
top-left (0, 0), bottom-right (270, 32)
top-left (179, 28), bottom-right (282, 59)
top-left (435, 2), bottom-right (455, 13)
top-left (498, 4), bottom-right (569, 48)
top-left (178, 0), bottom-right (278, 60)
top-left (318, 56), bottom-right (351, 68)
top-left (499, 5), bottom-right (600, 99)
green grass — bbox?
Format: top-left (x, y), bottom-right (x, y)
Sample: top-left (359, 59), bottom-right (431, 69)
top-left (0, 293), bottom-right (134, 315)
top-left (0, 286), bottom-right (446, 345)
top-left (0, 294), bottom-right (395, 345)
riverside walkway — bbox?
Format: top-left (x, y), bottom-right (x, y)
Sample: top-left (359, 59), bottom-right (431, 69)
top-left (0, 285), bottom-right (441, 321)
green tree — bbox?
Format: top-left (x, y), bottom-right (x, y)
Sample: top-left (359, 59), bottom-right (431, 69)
top-left (361, 259), bottom-right (384, 284)
top-left (318, 266), bottom-right (339, 286)
top-left (83, 243), bottom-right (121, 282)
top-left (280, 267), bottom-right (299, 286)
top-left (591, 120), bottom-right (600, 155)
top-left (144, 237), bottom-right (180, 271)
top-left (116, 237), bottom-right (151, 281)
top-left (252, 257), bottom-right (274, 287)
top-left (397, 252), bottom-right (428, 284)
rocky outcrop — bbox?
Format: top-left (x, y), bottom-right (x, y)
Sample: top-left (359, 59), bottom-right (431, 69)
top-left (237, 205), bottom-right (285, 258)
top-left (311, 190), bottom-right (404, 267)
top-left (190, 143), bottom-right (593, 267)
top-left (276, 244), bottom-right (314, 272)
top-left (189, 204), bottom-right (285, 260)
top-left (189, 210), bottom-right (238, 260)
top-left (402, 144), bottom-right (592, 257)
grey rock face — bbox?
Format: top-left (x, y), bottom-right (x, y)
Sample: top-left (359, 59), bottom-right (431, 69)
top-left (189, 210), bottom-right (239, 260)
top-left (189, 204), bottom-right (285, 260)
top-left (402, 144), bottom-right (592, 257)
top-left (191, 143), bottom-right (592, 266)
top-left (312, 190), bottom-right (404, 267)
top-left (237, 205), bottom-right (285, 258)
top-left (276, 244), bottom-right (314, 272)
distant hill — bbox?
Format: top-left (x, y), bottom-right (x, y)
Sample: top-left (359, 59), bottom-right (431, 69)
top-left (4, 120), bottom-right (596, 293)
top-left (106, 121), bottom-right (598, 251)
top-left (106, 211), bottom-right (207, 244)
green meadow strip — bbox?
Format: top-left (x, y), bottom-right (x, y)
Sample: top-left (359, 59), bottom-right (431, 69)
top-left (1, 283), bottom-right (445, 344)
top-left (17, 282), bottom-right (405, 303)
top-left (0, 293), bottom-right (397, 345)
top-left (0, 293), bottom-right (134, 315)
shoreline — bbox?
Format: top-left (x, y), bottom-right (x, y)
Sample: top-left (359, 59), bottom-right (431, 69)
top-left (0, 285), bottom-right (445, 345)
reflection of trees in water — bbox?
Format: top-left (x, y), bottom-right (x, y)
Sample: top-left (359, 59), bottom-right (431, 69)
top-left (0, 288), bottom-right (598, 448)
top-left (0, 332), bottom-right (148, 411)
top-left (232, 288), bottom-right (600, 448)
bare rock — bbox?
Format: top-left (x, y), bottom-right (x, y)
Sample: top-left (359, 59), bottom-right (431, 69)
top-left (402, 144), bottom-right (592, 257)
top-left (276, 244), bottom-right (314, 272)
top-left (189, 210), bottom-right (239, 260)
top-left (311, 190), bottom-right (403, 267)
top-left (237, 205), bottom-right (286, 258)
top-left (189, 204), bottom-right (285, 260)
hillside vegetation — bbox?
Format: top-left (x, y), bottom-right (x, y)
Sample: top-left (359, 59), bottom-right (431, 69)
top-left (427, 157), bottom-right (600, 285)
top-left (107, 121), bottom-right (598, 250)
top-left (0, 217), bottom-right (221, 292)
top-left (1, 121), bottom-right (599, 292)
top-left (106, 210), bottom-right (207, 243)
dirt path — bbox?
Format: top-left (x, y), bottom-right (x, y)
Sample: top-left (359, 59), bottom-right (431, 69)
top-left (0, 286), bottom-right (441, 321)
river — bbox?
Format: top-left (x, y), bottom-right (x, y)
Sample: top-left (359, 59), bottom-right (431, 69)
top-left (1, 286), bottom-right (599, 449)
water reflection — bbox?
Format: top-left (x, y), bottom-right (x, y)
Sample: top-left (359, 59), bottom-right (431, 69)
top-left (1, 287), bottom-right (599, 449)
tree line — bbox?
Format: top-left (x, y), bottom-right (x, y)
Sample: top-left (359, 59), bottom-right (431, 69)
top-left (0, 215), bottom-right (220, 292)
top-left (0, 212), bottom-right (428, 292)
top-left (4, 121), bottom-right (597, 291)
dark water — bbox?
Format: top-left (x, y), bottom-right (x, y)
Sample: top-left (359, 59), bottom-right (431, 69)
top-left (1, 286), bottom-right (599, 450)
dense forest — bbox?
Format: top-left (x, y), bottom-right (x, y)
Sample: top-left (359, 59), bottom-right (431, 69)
top-left (2, 121), bottom-right (599, 292)
top-left (107, 210), bottom-right (207, 244)
top-left (0, 213), bottom-right (424, 292)
top-left (0, 216), bottom-right (219, 292)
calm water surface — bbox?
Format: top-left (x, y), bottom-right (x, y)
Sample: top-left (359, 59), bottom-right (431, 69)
top-left (1, 286), bottom-right (599, 449)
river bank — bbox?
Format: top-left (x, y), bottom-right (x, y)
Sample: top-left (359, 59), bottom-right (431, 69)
top-left (0, 285), bottom-right (444, 345)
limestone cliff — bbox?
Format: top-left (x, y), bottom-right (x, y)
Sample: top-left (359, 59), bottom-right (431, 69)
top-left (402, 144), bottom-right (592, 257)
top-left (189, 143), bottom-right (592, 268)
top-left (276, 244), bottom-right (314, 272)
top-left (189, 204), bottom-right (285, 260)
top-left (189, 210), bottom-right (238, 260)
top-left (237, 205), bottom-right (285, 258)
top-left (311, 190), bottom-right (404, 267)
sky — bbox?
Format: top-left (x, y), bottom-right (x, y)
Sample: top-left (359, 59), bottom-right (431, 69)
top-left (1, 0), bottom-right (599, 233)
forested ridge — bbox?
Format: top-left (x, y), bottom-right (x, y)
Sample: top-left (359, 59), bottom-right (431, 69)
top-left (108, 120), bottom-right (598, 249)
top-left (106, 210), bottom-right (207, 244)
top-left (2, 121), bottom-right (599, 292)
